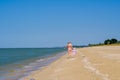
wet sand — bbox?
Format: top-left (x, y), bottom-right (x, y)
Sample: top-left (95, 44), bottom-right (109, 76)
top-left (22, 46), bottom-right (120, 80)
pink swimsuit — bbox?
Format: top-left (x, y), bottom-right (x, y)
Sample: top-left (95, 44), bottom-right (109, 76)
top-left (67, 44), bottom-right (72, 51)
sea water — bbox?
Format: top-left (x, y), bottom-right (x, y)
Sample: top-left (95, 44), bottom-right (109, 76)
top-left (0, 48), bottom-right (66, 80)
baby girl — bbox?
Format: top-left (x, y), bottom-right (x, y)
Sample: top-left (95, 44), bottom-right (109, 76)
top-left (72, 48), bottom-right (77, 56)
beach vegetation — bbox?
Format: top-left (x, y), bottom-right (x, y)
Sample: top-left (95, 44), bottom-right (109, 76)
top-left (111, 38), bottom-right (118, 44)
top-left (89, 38), bottom-right (120, 46)
top-left (104, 39), bottom-right (112, 44)
top-left (104, 38), bottom-right (118, 44)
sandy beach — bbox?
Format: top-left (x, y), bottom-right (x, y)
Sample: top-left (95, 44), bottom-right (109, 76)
top-left (22, 46), bottom-right (120, 80)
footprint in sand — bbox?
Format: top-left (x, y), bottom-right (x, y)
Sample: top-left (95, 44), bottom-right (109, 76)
top-left (67, 57), bottom-right (76, 61)
top-left (69, 58), bottom-right (76, 61)
top-left (30, 78), bottom-right (35, 80)
top-left (81, 53), bottom-right (110, 80)
top-left (54, 68), bottom-right (63, 72)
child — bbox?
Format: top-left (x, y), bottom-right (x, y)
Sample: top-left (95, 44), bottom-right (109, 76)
top-left (72, 48), bottom-right (77, 56)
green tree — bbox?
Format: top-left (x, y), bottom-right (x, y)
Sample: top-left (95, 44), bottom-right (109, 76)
top-left (111, 38), bottom-right (118, 44)
top-left (104, 39), bottom-right (111, 44)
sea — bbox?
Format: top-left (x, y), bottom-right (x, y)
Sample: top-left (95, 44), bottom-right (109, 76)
top-left (0, 48), bottom-right (66, 80)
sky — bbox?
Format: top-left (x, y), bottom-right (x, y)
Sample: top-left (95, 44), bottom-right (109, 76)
top-left (0, 0), bottom-right (120, 48)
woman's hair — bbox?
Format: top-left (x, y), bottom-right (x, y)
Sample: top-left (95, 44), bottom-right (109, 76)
top-left (68, 42), bottom-right (71, 44)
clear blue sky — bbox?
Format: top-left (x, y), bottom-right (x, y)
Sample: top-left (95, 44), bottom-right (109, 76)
top-left (0, 0), bottom-right (120, 48)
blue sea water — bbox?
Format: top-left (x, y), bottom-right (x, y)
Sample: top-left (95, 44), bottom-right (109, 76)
top-left (0, 48), bottom-right (66, 80)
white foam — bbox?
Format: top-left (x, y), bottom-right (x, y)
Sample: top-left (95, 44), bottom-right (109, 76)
top-left (36, 59), bottom-right (45, 62)
top-left (24, 65), bottom-right (32, 68)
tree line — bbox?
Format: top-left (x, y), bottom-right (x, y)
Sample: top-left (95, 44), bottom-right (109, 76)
top-left (89, 38), bottom-right (120, 46)
top-left (104, 38), bottom-right (119, 44)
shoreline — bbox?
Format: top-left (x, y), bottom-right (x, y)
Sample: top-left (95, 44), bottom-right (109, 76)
top-left (19, 51), bottom-right (67, 80)
top-left (0, 50), bottom-right (66, 80)
top-left (20, 51), bottom-right (66, 80)
top-left (22, 46), bottom-right (120, 80)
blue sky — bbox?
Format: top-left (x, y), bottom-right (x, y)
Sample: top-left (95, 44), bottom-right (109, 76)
top-left (0, 0), bottom-right (120, 48)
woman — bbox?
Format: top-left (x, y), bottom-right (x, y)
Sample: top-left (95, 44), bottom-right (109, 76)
top-left (67, 42), bottom-right (73, 56)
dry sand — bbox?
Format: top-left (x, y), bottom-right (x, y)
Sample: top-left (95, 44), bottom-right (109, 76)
top-left (22, 46), bottom-right (120, 80)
